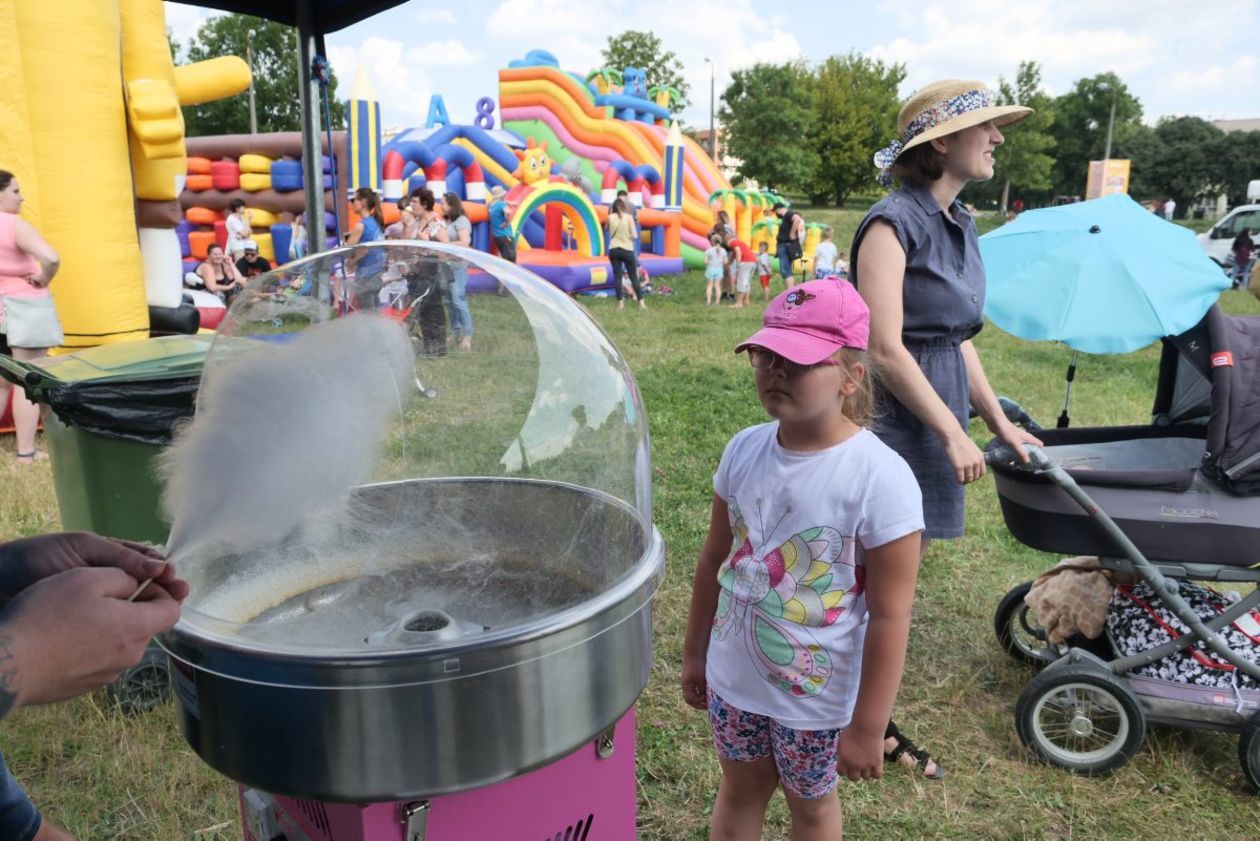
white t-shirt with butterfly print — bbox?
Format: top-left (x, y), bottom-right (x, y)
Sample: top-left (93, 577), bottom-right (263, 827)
top-left (708, 422), bottom-right (923, 730)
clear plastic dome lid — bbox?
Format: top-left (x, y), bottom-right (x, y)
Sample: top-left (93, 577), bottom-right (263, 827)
top-left (167, 242), bottom-right (656, 667)
top-left (205, 242), bottom-right (650, 511)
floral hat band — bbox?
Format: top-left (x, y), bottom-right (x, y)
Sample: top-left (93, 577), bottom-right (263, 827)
top-left (873, 81), bottom-right (1032, 187)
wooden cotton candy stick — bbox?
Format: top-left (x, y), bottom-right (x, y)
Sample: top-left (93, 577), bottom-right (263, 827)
top-left (127, 567), bottom-right (165, 602)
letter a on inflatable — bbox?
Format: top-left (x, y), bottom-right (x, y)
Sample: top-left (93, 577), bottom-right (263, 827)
top-left (425, 94), bottom-right (450, 129)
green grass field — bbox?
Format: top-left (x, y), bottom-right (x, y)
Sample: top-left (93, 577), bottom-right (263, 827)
top-left (2, 225), bottom-right (1259, 838)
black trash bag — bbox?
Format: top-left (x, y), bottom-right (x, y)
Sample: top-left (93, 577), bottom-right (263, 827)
top-left (40, 376), bottom-right (200, 446)
top-left (148, 304), bottom-right (201, 337)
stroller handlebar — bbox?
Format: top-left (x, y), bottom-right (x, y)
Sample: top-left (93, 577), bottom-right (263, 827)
top-left (984, 442), bottom-right (1055, 472)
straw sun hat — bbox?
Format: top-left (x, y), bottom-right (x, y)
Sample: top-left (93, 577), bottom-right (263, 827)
top-left (873, 79), bottom-right (1032, 186)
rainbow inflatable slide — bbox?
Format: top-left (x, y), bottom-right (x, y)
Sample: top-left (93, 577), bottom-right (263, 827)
top-left (497, 51), bottom-right (734, 271)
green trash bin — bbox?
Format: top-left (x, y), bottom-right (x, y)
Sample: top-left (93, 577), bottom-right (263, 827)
top-left (0, 335), bottom-right (211, 544)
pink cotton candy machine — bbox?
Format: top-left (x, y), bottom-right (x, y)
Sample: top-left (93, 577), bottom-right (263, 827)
top-left (159, 244), bottom-right (664, 840)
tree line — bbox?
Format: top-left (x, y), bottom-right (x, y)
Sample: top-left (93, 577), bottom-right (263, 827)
top-left (718, 58), bottom-right (1260, 214)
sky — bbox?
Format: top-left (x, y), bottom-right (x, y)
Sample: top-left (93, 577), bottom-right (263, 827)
top-left (164, 0), bottom-right (1259, 132)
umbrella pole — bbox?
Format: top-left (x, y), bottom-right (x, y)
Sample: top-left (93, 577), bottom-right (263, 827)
top-left (1056, 350), bottom-right (1078, 428)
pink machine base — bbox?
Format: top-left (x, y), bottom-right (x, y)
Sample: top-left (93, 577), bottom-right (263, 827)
top-left (239, 710), bottom-right (636, 841)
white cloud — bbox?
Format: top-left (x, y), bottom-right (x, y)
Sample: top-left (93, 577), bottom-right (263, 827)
top-left (415, 9), bottom-right (458, 25)
top-left (327, 36), bottom-right (486, 124)
top-left (738, 31), bottom-right (805, 70)
top-left (866, 0), bottom-right (1260, 119)
top-left (868, 0), bottom-right (1155, 91)
top-left (1161, 57), bottom-right (1257, 95)
top-left (328, 39), bottom-right (435, 129)
top-left (408, 39), bottom-right (485, 67)
top-left (163, 2), bottom-right (218, 46)
top-left (485, 0), bottom-right (610, 71)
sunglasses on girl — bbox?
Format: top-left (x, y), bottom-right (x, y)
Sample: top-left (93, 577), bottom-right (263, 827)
top-left (746, 347), bottom-right (839, 377)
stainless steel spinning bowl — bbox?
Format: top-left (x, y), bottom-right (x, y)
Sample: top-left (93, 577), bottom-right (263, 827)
top-left (161, 478), bottom-right (664, 801)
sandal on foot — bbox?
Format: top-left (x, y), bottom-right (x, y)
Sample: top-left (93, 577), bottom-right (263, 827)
top-left (15, 450), bottom-right (48, 464)
top-left (884, 721), bottom-right (945, 780)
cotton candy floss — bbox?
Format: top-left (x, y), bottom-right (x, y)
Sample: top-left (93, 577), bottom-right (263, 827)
top-left (159, 314), bottom-right (415, 562)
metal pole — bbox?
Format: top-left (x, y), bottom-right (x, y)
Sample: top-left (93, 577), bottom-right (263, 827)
top-left (246, 29), bottom-right (258, 134)
top-left (296, 3), bottom-right (324, 257)
top-left (1102, 84), bottom-right (1116, 162)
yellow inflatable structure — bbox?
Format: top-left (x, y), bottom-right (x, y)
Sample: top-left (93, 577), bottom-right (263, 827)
top-left (0, 0), bottom-right (249, 347)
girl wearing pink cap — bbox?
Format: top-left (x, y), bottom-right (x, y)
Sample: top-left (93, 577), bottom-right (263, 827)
top-left (682, 278), bottom-right (924, 839)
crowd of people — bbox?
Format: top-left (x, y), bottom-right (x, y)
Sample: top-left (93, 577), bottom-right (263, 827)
top-left (704, 206), bottom-right (849, 309)
top-left (365, 186), bottom-right (477, 352)
top-left (186, 175), bottom-right (872, 341)
top-left (183, 198), bottom-right (278, 306)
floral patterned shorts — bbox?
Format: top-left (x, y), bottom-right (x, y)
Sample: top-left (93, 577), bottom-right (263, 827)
top-left (707, 688), bottom-right (843, 799)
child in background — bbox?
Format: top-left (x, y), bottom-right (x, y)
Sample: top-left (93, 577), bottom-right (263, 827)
top-left (812, 226), bottom-right (839, 279)
top-left (636, 264), bottom-right (652, 296)
top-left (722, 236), bottom-right (738, 303)
top-left (682, 278), bottom-right (924, 839)
top-left (704, 234), bottom-right (726, 305)
top-left (834, 250), bottom-right (848, 279)
top-left (621, 265), bottom-right (652, 299)
top-left (290, 213), bottom-right (308, 261)
top-left (756, 242), bottom-right (773, 302)
top-left (727, 236), bottom-right (757, 309)
top-left (225, 198), bottom-right (253, 258)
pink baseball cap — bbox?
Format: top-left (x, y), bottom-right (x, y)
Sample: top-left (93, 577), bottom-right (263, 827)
top-left (736, 278), bottom-right (870, 363)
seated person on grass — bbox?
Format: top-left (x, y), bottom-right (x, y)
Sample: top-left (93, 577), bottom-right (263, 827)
top-left (235, 241), bottom-right (272, 279)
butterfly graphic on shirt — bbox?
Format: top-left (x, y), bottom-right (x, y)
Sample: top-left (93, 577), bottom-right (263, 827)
top-left (712, 499), bottom-right (863, 699)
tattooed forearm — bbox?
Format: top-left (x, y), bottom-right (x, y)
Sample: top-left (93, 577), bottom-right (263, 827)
top-left (0, 635), bottom-right (19, 720)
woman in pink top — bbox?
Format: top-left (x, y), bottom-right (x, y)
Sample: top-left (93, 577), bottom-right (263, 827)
top-left (0, 170), bottom-right (61, 464)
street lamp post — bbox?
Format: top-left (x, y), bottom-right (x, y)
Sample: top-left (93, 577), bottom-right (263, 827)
top-left (1102, 82), bottom-right (1117, 163)
top-left (703, 57), bottom-right (715, 162)
top-left (246, 28), bottom-right (258, 134)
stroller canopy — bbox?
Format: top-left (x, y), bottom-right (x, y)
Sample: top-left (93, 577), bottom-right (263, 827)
top-left (1155, 305), bottom-right (1260, 495)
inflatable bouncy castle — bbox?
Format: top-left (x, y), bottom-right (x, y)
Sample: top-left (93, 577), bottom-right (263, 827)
top-left (329, 49), bottom-right (788, 292)
top-left (0, 0), bottom-right (249, 347)
top-left (498, 51), bottom-right (728, 273)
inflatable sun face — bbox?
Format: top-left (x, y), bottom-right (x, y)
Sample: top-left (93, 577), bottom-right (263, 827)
top-left (513, 138), bottom-right (552, 186)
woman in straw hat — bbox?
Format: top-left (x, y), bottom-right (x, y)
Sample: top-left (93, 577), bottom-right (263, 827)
top-left (850, 79), bottom-right (1044, 780)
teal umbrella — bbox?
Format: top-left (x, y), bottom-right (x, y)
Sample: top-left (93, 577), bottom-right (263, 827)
top-left (980, 194), bottom-right (1230, 354)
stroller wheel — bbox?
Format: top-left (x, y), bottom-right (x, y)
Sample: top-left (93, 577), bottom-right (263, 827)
top-left (104, 647), bottom-right (171, 716)
top-left (1016, 661), bottom-right (1146, 776)
top-left (995, 582), bottom-right (1066, 667)
top-left (1240, 712), bottom-right (1260, 793)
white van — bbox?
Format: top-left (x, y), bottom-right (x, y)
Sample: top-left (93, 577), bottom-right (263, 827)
top-left (1198, 203), bottom-right (1260, 267)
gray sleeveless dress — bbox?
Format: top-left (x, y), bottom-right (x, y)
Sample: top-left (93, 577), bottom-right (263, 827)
top-left (851, 182), bottom-right (986, 539)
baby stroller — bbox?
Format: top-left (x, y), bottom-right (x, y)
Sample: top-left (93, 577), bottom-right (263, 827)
top-left (985, 304), bottom-right (1260, 789)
